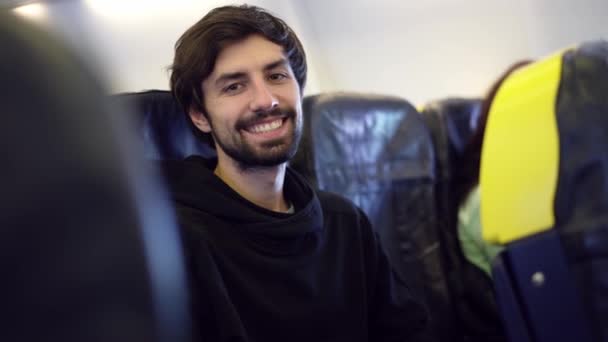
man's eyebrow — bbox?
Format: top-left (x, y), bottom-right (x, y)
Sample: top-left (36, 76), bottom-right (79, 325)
top-left (264, 58), bottom-right (289, 71)
top-left (214, 71), bottom-right (247, 87)
top-left (214, 59), bottom-right (288, 87)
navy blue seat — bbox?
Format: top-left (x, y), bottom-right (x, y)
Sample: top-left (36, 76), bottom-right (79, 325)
top-left (113, 90), bottom-right (215, 160)
top-left (422, 99), bottom-right (506, 342)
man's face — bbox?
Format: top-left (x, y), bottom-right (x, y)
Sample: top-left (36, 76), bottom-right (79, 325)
top-left (190, 34), bottom-right (303, 170)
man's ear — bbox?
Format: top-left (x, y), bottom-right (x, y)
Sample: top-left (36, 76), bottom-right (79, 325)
top-left (188, 107), bottom-right (212, 133)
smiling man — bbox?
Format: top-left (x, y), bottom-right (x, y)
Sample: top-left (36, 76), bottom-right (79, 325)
top-left (168, 5), bottom-right (432, 342)
top-left (190, 34), bottom-right (303, 211)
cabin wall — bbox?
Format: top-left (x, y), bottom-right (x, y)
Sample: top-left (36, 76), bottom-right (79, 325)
top-left (12, 0), bottom-right (608, 104)
top-left (295, 0), bottom-right (608, 104)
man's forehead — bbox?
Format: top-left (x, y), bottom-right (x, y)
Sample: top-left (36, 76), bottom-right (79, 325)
top-left (210, 35), bottom-right (287, 77)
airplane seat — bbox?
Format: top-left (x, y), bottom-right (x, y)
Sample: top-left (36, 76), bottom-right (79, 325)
top-left (290, 92), bottom-right (450, 342)
top-left (0, 12), bottom-right (190, 342)
top-left (480, 40), bottom-right (608, 342)
top-left (421, 98), bottom-right (506, 342)
top-left (112, 90), bottom-right (215, 160)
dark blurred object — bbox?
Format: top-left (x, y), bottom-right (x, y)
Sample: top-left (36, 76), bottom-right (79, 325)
top-left (422, 98), bottom-right (506, 342)
top-left (0, 11), bottom-right (190, 342)
top-left (556, 42), bottom-right (608, 342)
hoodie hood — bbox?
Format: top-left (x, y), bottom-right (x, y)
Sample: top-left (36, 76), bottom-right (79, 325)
top-left (163, 156), bottom-right (324, 239)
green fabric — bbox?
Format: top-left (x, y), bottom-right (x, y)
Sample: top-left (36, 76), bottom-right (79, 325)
top-left (457, 185), bottom-right (504, 277)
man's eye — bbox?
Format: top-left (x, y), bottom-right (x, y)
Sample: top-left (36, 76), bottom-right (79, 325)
top-left (268, 73), bottom-right (287, 82)
top-left (223, 83), bottom-right (243, 93)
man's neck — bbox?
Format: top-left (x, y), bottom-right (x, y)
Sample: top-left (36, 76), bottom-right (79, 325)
top-left (213, 155), bottom-right (290, 213)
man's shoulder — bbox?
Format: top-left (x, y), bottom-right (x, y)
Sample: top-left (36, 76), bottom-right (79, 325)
top-left (316, 190), bottom-right (364, 218)
top-left (315, 190), bottom-right (377, 253)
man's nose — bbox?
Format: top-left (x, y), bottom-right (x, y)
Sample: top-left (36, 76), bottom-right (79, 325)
top-left (249, 79), bottom-right (278, 113)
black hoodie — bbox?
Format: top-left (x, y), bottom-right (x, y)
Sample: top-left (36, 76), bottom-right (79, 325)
top-left (163, 156), bottom-right (431, 342)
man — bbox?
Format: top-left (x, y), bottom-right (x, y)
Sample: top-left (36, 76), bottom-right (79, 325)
top-left (167, 5), bottom-right (432, 342)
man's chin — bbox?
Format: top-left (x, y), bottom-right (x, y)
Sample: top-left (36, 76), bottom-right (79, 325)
top-left (217, 130), bottom-right (301, 170)
top-left (237, 144), bottom-right (298, 169)
top-left (248, 149), bottom-right (293, 167)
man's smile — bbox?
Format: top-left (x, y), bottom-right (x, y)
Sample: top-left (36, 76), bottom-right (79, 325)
top-left (245, 117), bottom-right (285, 134)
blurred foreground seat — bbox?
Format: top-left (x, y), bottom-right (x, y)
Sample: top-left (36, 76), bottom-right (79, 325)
top-left (0, 11), bottom-right (191, 342)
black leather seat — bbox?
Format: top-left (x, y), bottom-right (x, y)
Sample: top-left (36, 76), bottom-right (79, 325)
top-left (0, 12), bottom-right (190, 342)
top-left (422, 99), bottom-right (506, 342)
top-left (112, 90), bottom-right (215, 160)
top-left (292, 93), bottom-right (450, 341)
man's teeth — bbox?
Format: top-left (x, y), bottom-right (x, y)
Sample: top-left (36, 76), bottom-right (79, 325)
top-left (249, 119), bottom-right (283, 133)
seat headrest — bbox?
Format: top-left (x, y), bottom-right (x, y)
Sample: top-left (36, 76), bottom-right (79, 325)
top-left (291, 92), bottom-right (434, 190)
top-left (420, 98), bottom-right (482, 185)
top-left (421, 98), bottom-right (482, 157)
top-left (480, 40), bottom-right (608, 244)
top-left (291, 92), bottom-right (434, 217)
top-left (112, 90), bottom-right (215, 160)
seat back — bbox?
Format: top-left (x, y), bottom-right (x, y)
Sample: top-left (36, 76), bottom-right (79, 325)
top-left (481, 40), bottom-right (608, 342)
top-left (0, 12), bottom-right (190, 342)
top-left (291, 92), bottom-right (449, 340)
top-left (422, 98), bottom-right (506, 341)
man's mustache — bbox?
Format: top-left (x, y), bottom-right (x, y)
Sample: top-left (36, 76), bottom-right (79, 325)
top-left (236, 107), bottom-right (296, 130)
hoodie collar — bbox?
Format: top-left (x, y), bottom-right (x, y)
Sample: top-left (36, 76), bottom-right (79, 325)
top-left (166, 156), bottom-right (324, 237)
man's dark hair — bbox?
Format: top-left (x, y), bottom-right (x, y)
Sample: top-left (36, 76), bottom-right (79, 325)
top-left (169, 5), bottom-right (307, 146)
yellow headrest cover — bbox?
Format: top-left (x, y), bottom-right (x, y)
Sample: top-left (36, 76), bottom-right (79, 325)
top-left (480, 50), bottom-right (568, 244)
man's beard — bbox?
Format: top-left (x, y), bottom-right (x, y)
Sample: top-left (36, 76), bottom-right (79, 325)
top-left (210, 106), bottom-right (302, 171)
